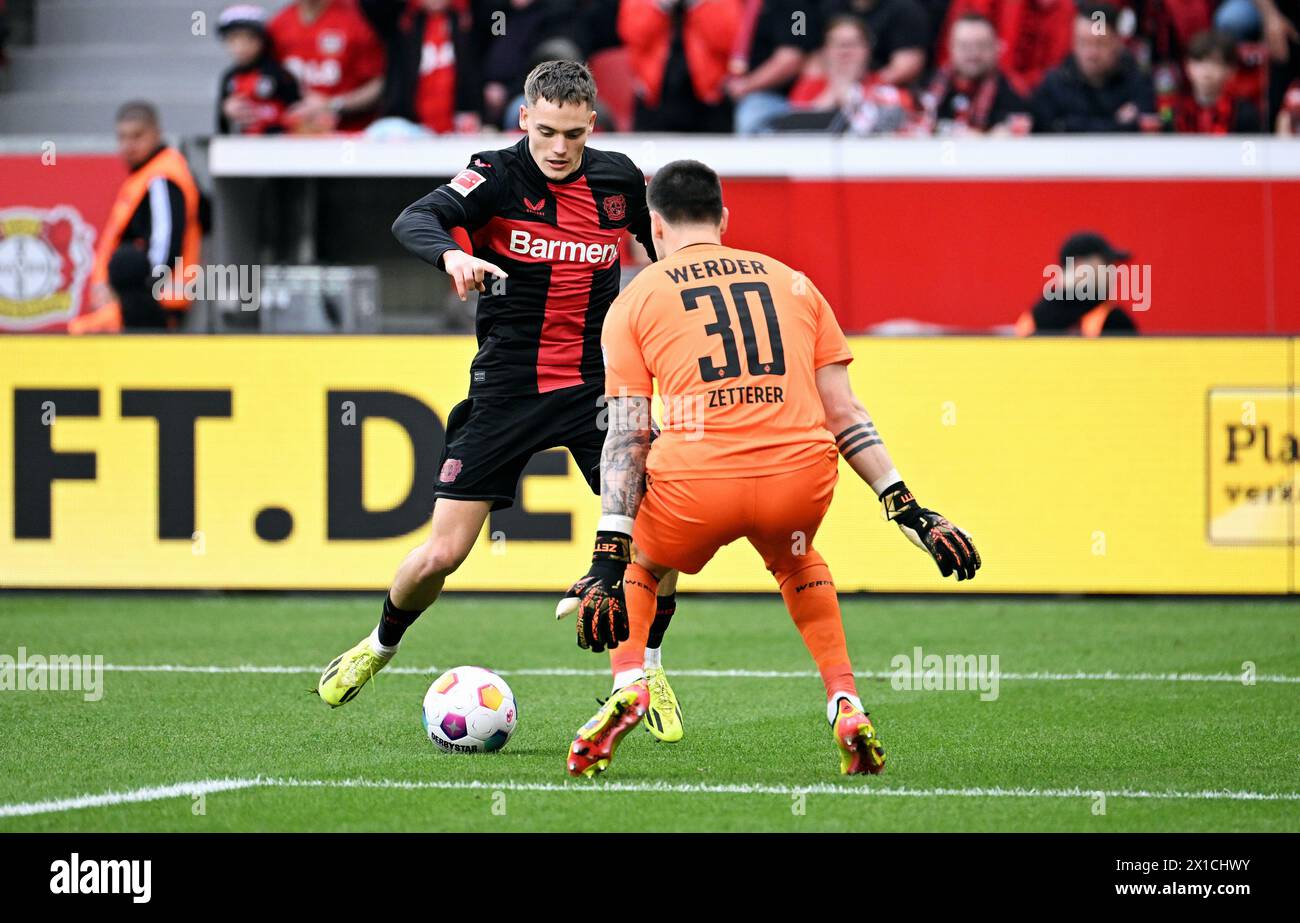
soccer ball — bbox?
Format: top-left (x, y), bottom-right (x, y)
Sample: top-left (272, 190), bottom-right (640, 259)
top-left (421, 666), bottom-right (518, 754)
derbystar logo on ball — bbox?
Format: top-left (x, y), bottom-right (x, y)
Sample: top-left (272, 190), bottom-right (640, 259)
top-left (421, 666), bottom-right (518, 753)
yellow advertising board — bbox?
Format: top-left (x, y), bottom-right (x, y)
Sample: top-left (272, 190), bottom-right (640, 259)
top-left (0, 336), bottom-right (1292, 592)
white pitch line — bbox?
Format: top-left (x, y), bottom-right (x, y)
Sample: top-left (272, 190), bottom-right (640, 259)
top-left (53, 663), bottom-right (1300, 684)
top-left (0, 779), bottom-right (263, 818)
top-left (4, 776), bottom-right (1299, 819)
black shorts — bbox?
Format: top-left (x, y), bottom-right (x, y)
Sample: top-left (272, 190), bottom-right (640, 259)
top-left (435, 381), bottom-right (605, 511)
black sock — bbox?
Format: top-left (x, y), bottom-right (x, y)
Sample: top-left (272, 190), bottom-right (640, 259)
top-left (647, 592), bottom-right (676, 649)
top-left (376, 594), bottom-right (425, 648)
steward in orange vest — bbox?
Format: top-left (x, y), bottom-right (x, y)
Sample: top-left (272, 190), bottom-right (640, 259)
top-left (1016, 231), bottom-right (1138, 337)
top-left (69, 102), bottom-right (202, 333)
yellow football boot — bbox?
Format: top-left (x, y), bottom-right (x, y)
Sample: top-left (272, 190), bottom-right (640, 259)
top-left (643, 667), bottom-right (684, 742)
top-left (316, 637), bottom-right (392, 708)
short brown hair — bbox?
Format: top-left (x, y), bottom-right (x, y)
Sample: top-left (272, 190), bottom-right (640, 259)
top-left (115, 100), bottom-right (159, 127)
top-left (524, 60), bottom-right (598, 109)
top-left (1187, 29), bottom-right (1239, 66)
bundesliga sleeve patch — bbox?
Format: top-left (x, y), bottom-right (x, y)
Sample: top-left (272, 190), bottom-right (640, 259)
top-left (448, 169), bottom-right (487, 197)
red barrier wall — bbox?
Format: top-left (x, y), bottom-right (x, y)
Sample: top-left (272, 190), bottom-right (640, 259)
top-left (720, 178), bottom-right (1300, 334)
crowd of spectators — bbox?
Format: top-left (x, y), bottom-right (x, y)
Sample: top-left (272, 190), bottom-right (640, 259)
top-left (214, 0), bottom-right (1300, 136)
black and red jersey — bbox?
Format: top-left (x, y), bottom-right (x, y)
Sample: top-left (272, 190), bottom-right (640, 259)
top-left (217, 54), bottom-right (301, 135)
top-left (394, 137), bottom-right (654, 397)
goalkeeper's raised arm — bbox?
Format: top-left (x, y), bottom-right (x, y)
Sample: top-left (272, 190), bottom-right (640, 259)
top-left (815, 363), bottom-right (982, 581)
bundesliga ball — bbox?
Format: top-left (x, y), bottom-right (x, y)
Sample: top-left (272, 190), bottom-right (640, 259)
top-left (421, 666), bottom-right (518, 753)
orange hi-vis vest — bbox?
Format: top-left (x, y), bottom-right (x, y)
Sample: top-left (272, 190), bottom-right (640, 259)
top-left (1015, 303), bottom-right (1113, 338)
top-left (70, 147), bottom-right (201, 333)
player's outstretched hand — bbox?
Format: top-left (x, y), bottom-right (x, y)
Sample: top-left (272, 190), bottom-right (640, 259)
top-left (556, 532), bottom-right (632, 652)
top-left (442, 249), bottom-right (508, 301)
top-left (880, 483), bottom-right (981, 581)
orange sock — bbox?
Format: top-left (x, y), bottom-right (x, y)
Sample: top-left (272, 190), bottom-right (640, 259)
top-left (609, 563), bottom-right (659, 682)
top-left (779, 561), bottom-right (857, 702)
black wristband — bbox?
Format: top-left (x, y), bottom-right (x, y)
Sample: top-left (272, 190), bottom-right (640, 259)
top-left (881, 481), bottom-right (919, 522)
top-left (592, 531), bottom-right (632, 565)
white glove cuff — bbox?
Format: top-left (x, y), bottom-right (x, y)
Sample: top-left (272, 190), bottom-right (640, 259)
top-left (870, 468), bottom-right (902, 498)
top-left (597, 514), bottom-right (634, 535)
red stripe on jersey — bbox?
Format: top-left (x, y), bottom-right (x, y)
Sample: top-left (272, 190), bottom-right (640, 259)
top-left (537, 177), bottom-right (604, 393)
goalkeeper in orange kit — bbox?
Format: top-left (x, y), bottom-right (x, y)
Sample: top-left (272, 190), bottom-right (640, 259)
top-left (558, 159), bottom-right (981, 778)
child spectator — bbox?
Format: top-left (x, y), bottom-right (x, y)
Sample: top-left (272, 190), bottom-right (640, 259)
top-left (217, 5), bottom-right (302, 134)
top-left (1172, 29), bottom-right (1264, 132)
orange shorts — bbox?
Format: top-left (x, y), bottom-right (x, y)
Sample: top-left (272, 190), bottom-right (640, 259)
top-left (632, 447), bottom-right (839, 579)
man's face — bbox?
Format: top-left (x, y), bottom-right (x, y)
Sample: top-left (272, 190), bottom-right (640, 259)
top-left (1186, 56), bottom-right (1232, 101)
top-left (825, 23), bottom-right (871, 79)
top-left (949, 21), bottom-right (999, 80)
top-left (519, 97), bottom-right (595, 180)
top-left (1073, 17), bottom-right (1122, 83)
top-left (116, 117), bottom-right (161, 170)
top-left (1064, 254), bottom-right (1110, 298)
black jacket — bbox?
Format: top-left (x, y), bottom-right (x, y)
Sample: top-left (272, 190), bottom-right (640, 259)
top-left (1023, 296), bottom-right (1137, 335)
top-left (1031, 54), bottom-right (1155, 133)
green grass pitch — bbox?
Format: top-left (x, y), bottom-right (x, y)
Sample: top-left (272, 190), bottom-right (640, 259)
top-left (1, 593), bottom-right (1297, 832)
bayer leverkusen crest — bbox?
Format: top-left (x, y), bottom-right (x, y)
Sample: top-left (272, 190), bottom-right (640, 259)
top-left (0, 206), bottom-right (95, 331)
top-left (602, 194), bottom-right (626, 222)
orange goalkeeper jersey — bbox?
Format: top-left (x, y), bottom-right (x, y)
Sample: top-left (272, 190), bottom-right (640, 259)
top-left (602, 242), bottom-right (853, 480)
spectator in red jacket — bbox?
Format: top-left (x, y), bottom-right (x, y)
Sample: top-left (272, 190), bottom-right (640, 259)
top-left (619, 0), bottom-right (742, 131)
top-left (784, 15), bottom-right (918, 133)
top-left (940, 0), bottom-right (1076, 95)
top-left (269, 0), bottom-right (387, 131)
top-left (920, 11), bottom-right (1030, 133)
top-left (1173, 29), bottom-right (1264, 132)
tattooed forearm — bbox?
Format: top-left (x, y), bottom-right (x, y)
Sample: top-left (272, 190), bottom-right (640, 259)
top-left (600, 396), bottom-right (652, 519)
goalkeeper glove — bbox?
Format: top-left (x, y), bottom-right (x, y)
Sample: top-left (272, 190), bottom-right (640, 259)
top-left (559, 530), bottom-right (632, 652)
top-left (881, 482), bottom-right (981, 581)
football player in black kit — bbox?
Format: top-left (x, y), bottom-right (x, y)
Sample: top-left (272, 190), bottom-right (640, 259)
top-left (317, 61), bottom-right (685, 743)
